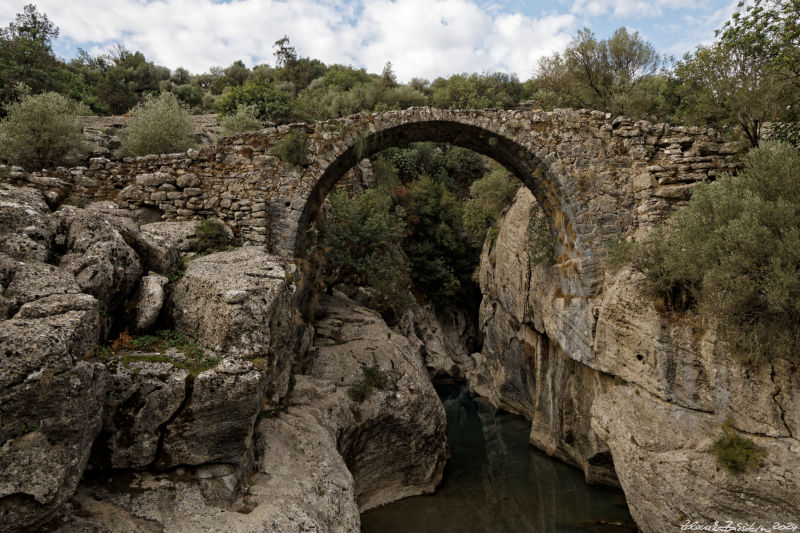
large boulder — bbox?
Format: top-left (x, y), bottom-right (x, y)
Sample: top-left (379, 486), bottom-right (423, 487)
top-left (169, 247), bottom-right (298, 397)
top-left (90, 361), bottom-right (189, 470)
top-left (59, 209), bottom-right (142, 308)
top-left (129, 273), bottom-right (168, 332)
top-left (0, 184), bottom-right (58, 262)
top-left (593, 385), bottom-right (800, 533)
top-left (0, 294), bottom-right (105, 532)
top-left (306, 293), bottom-right (448, 511)
top-left (0, 254), bottom-right (82, 319)
top-left (140, 221), bottom-right (200, 253)
top-left (160, 358), bottom-right (267, 468)
top-left (47, 385), bottom-right (361, 533)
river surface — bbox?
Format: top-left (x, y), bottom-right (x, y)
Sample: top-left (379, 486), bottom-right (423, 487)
top-left (361, 385), bottom-right (636, 533)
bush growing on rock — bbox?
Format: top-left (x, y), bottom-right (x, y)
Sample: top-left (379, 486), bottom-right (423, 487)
top-left (119, 92), bottom-right (195, 156)
top-left (348, 362), bottom-right (399, 402)
top-left (269, 129), bottom-right (308, 166)
top-left (219, 103), bottom-right (264, 136)
top-left (462, 166), bottom-right (520, 245)
top-left (709, 420), bottom-right (765, 473)
top-left (610, 142), bottom-right (800, 363)
top-left (0, 90), bottom-right (87, 170)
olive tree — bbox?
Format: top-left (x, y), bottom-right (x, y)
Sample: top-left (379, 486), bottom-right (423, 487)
top-left (0, 90), bottom-right (86, 170)
top-left (119, 92), bottom-right (195, 156)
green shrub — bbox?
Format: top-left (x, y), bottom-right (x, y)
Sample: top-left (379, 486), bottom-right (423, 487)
top-left (119, 92), bottom-right (195, 156)
top-left (348, 363), bottom-right (398, 402)
top-left (709, 420), bottom-right (765, 473)
top-left (194, 218), bottom-right (231, 252)
top-left (612, 143), bottom-right (800, 362)
top-left (316, 188), bottom-right (411, 315)
top-left (219, 104), bottom-right (263, 136)
top-left (269, 129), bottom-right (307, 166)
top-left (0, 91), bottom-right (87, 170)
top-left (216, 78), bottom-right (291, 124)
top-left (462, 166), bottom-right (520, 245)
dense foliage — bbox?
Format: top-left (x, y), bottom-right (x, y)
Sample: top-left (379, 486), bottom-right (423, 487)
top-left (609, 143), bottom-right (800, 363)
top-left (531, 27), bottom-right (667, 118)
top-left (316, 189), bottom-right (412, 315)
top-left (462, 166), bottom-right (520, 246)
top-left (310, 143), bottom-right (522, 313)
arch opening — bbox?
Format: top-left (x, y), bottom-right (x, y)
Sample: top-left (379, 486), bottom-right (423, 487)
top-left (296, 120), bottom-right (571, 256)
top-left (293, 119), bottom-right (591, 298)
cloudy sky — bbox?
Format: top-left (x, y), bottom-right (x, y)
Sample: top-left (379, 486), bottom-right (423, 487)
top-left (0, 0), bottom-right (738, 81)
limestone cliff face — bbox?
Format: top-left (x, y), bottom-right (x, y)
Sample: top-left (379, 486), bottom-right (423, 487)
top-left (471, 188), bottom-right (800, 531)
top-left (468, 188), bottom-right (619, 486)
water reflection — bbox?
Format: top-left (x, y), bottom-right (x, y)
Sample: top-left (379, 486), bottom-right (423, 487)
top-left (361, 385), bottom-right (636, 533)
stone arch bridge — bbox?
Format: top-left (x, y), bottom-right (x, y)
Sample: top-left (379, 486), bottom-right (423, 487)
top-left (4, 107), bottom-right (739, 296)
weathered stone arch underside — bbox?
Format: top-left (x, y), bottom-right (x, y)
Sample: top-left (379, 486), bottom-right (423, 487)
top-left (296, 119), bottom-right (569, 272)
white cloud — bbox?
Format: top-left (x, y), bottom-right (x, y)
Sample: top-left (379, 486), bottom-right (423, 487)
top-left (570, 0), bottom-right (697, 18)
top-left (0, 0), bottom-right (576, 81)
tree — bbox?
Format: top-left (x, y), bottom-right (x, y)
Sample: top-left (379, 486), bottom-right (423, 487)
top-left (0, 4), bottom-right (70, 108)
top-left (0, 91), bottom-right (86, 170)
top-left (317, 189), bottom-right (411, 314)
top-left (273, 36), bottom-right (298, 68)
top-left (430, 72), bottom-right (525, 109)
top-left (224, 60), bottom-right (250, 86)
top-left (674, 40), bottom-right (798, 146)
top-left (399, 175), bottom-right (480, 305)
top-left (119, 92), bottom-right (195, 156)
top-left (216, 78), bottom-right (291, 123)
top-left (715, 0), bottom-right (800, 144)
top-left (531, 27), bottom-right (667, 118)
top-left (718, 0), bottom-right (800, 84)
top-left (381, 61), bottom-right (397, 87)
top-left (462, 165), bottom-right (520, 245)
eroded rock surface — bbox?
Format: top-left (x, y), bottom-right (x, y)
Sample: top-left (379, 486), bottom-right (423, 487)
top-left (161, 358), bottom-right (267, 468)
top-left (90, 361), bottom-right (189, 470)
top-left (307, 293), bottom-right (448, 511)
top-left (169, 247), bottom-right (298, 398)
top-left (0, 293), bottom-right (105, 532)
top-left (593, 386), bottom-right (800, 531)
top-left (469, 188), bottom-right (618, 485)
top-left (396, 299), bottom-right (479, 382)
top-left (473, 187), bottom-right (800, 531)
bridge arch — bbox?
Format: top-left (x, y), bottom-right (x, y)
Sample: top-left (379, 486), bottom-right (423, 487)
top-left (289, 108), bottom-right (609, 297)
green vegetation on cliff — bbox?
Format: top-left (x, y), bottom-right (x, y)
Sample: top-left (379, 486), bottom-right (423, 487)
top-left (709, 419), bottom-right (765, 473)
top-left (610, 142), bottom-right (800, 363)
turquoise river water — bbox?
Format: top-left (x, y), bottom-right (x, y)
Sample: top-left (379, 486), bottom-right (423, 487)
top-left (361, 385), bottom-right (636, 533)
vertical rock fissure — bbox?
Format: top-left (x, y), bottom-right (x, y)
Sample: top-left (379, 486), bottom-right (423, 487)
top-left (150, 373), bottom-right (194, 470)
